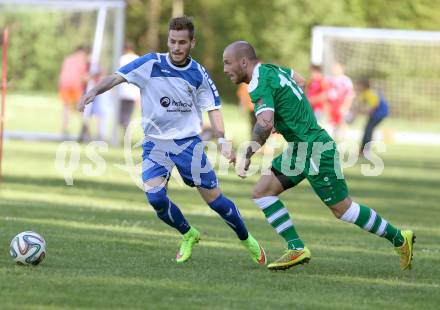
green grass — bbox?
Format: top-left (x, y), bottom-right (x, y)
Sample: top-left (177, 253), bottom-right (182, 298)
top-left (5, 92), bottom-right (81, 134)
top-left (1, 93), bottom-right (440, 309)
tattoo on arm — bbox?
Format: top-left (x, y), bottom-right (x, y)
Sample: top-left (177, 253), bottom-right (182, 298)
top-left (245, 112), bottom-right (274, 159)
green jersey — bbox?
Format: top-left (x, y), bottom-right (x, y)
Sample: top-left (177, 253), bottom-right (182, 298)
top-left (248, 63), bottom-right (328, 143)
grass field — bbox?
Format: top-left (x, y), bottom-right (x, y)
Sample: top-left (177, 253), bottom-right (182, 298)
top-left (1, 93), bottom-right (440, 309)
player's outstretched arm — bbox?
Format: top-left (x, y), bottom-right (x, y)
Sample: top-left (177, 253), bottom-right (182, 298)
top-left (208, 109), bottom-right (236, 163)
top-left (77, 73), bottom-right (126, 112)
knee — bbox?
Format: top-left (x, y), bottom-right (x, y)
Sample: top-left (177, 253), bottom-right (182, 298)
top-left (198, 187), bottom-right (221, 204)
top-left (251, 188), bottom-right (263, 200)
top-left (145, 188), bottom-right (168, 211)
top-left (329, 197), bottom-right (352, 219)
top-left (252, 186), bottom-right (272, 200)
top-left (252, 175), bottom-right (284, 200)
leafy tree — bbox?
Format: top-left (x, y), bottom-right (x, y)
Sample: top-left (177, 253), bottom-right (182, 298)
top-left (2, 0), bottom-right (440, 106)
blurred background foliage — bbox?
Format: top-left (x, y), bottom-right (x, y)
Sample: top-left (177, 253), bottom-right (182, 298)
top-left (1, 0), bottom-right (440, 102)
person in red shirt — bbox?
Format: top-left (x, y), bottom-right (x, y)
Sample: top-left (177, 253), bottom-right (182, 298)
top-left (326, 63), bottom-right (355, 141)
top-left (306, 65), bottom-right (328, 124)
top-left (58, 46), bottom-right (90, 136)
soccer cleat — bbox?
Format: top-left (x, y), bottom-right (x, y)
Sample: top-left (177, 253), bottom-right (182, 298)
top-left (176, 227), bottom-right (200, 263)
top-left (267, 247), bottom-right (311, 271)
top-left (395, 230), bottom-right (415, 271)
top-left (242, 234), bottom-right (267, 265)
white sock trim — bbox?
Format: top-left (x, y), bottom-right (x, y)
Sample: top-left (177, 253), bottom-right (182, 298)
top-left (253, 196), bottom-right (279, 210)
top-left (376, 219), bottom-right (388, 236)
top-left (340, 201), bottom-right (360, 223)
top-left (276, 219), bottom-right (293, 234)
top-left (267, 208), bottom-right (288, 224)
top-left (363, 209), bottom-right (377, 231)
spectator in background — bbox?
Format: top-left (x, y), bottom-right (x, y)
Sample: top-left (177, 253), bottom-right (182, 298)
top-left (354, 78), bottom-right (389, 156)
top-left (236, 82), bottom-right (256, 138)
top-left (118, 42), bottom-right (140, 137)
top-left (58, 46), bottom-right (90, 137)
top-left (327, 62), bottom-right (355, 141)
top-left (78, 65), bottom-right (108, 142)
top-left (306, 65), bottom-right (328, 124)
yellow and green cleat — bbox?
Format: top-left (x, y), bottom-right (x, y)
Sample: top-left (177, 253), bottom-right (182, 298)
top-left (395, 230), bottom-right (415, 270)
top-left (242, 234), bottom-right (267, 265)
top-left (176, 227), bottom-right (200, 263)
top-left (267, 247), bottom-right (311, 271)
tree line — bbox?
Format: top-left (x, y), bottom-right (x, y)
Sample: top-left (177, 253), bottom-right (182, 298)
top-left (1, 0), bottom-right (439, 102)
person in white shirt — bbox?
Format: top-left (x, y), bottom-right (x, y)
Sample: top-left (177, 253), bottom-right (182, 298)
top-left (118, 42), bottom-right (140, 136)
top-left (78, 16), bottom-right (266, 265)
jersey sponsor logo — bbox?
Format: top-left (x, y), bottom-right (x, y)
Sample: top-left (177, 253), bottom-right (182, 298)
top-left (160, 96), bottom-right (171, 107)
top-left (169, 99), bottom-right (193, 109)
top-left (160, 96), bottom-right (193, 112)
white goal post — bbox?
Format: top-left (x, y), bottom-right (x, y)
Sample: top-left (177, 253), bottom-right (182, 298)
top-left (0, 0), bottom-right (126, 144)
top-left (311, 26), bottom-right (440, 121)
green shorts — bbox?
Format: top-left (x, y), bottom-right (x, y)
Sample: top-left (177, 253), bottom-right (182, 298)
top-left (271, 137), bottom-right (349, 206)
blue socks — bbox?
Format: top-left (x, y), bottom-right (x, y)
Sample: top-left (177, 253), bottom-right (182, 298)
top-left (146, 187), bottom-right (190, 234)
top-left (208, 194), bottom-right (249, 240)
top-left (146, 189), bottom-right (248, 241)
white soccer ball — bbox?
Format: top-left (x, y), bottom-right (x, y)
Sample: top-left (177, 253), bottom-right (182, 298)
top-left (9, 231), bottom-right (47, 265)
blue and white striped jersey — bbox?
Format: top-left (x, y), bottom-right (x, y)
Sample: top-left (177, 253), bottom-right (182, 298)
top-left (117, 52), bottom-right (221, 139)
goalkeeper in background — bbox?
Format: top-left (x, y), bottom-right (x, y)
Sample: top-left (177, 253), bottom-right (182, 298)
top-left (354, 78), bottom-right (389, 157)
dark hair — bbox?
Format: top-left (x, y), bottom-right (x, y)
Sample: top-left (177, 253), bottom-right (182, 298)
top-left (310, 64), bottom-right (322, 72)
top-left (169, 16), bottom-right (195, 40)
top-left (124, 41), bottom-right (135, 51)
top-left (357, 78), bottom-right (370, 88)
top-left (75, 45), bottom-right (91, 54)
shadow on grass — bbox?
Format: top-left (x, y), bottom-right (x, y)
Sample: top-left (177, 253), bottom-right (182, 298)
top-left (2, 174), bottom-right (262, 202)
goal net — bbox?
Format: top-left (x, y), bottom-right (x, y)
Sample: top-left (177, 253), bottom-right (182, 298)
top-left (0, 0), bottom-right (125, 143)
top-left (311, 26), bottom-right (440, 122)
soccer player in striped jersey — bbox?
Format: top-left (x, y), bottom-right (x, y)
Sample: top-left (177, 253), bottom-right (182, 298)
top-left (223, 41), bottom-right (414, 271)
top-left (78, 17), bottom-right (266, 265)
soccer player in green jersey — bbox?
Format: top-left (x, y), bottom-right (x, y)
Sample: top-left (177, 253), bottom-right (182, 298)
top-left (223, 41), bottom-right (415, 271)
